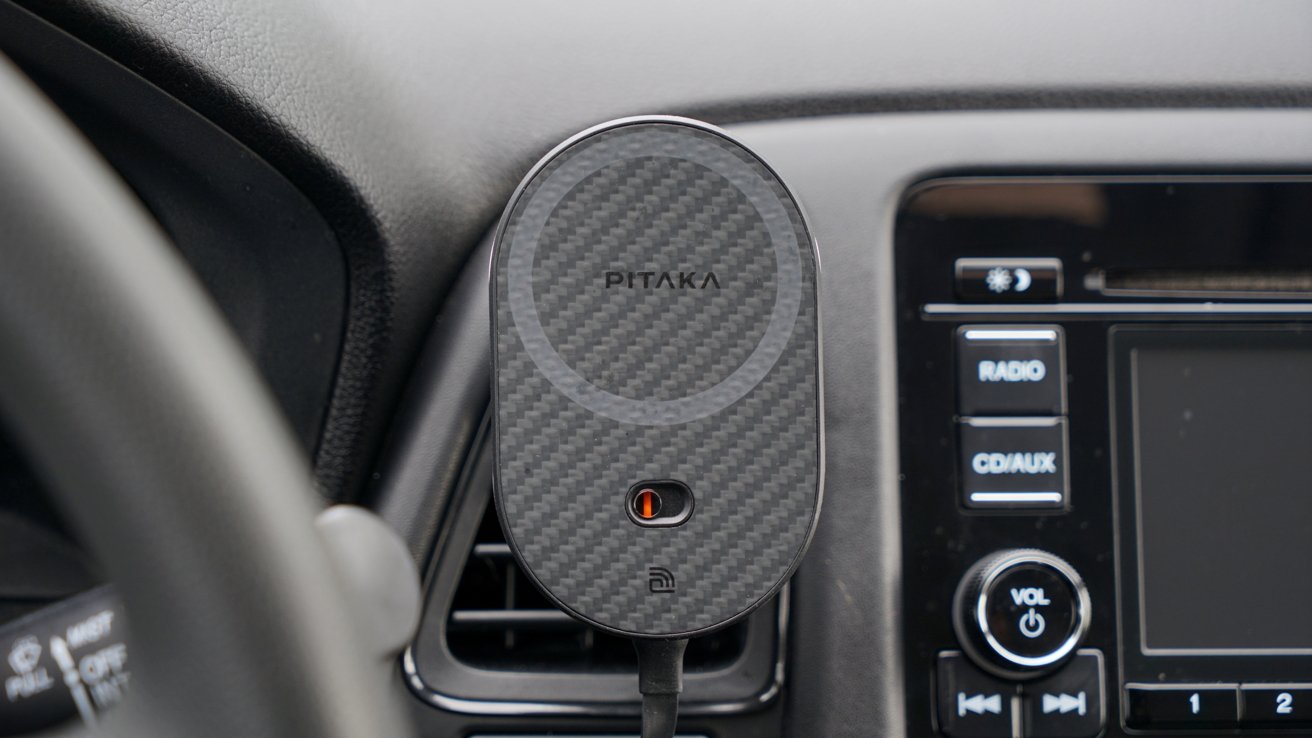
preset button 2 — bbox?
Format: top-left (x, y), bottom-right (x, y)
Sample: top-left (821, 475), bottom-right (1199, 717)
top-left (1241, 685), bottom-right (1312, 727)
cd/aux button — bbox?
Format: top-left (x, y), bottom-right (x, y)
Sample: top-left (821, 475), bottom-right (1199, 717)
top-left (959, 417), bottom-right (1068, 510)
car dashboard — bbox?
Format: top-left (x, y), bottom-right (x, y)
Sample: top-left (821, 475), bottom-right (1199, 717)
top-left (3, 2), bottom-right (1312, 737)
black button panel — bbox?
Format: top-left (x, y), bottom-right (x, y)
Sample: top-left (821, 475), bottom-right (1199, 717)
top-left (955, 258), bottom-right (1063, 301)
top-left (1125, 684), bottom-right (1240, 729)
top-left (957, 326), bottom-right (1065, 416)
top-left (1022, 651), bottom-right (1105, 738)
top-left (1240, 685), bottom-right (1312, 728)
top-left (958, 417), bottom-right (1067, 509)
top-left (899, 182), bottom-right (1312, 738)
top-left (936, 652), bottom-right (1016, 738)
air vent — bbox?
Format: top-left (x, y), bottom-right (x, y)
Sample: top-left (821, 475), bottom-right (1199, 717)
top-left (447, 501), bottom-right (749, 673)
top-left (405, 437), bottom-right (784, 716)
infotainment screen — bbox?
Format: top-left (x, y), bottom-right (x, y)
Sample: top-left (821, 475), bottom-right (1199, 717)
top-left (1127, 330), bottom-right (1312, 653)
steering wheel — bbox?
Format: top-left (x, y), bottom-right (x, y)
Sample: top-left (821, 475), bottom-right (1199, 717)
top-left (0, 55), bottom-right (415, 738)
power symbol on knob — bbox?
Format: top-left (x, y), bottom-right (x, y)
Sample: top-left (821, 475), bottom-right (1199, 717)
top-left (1019, 608), bottom-right (1046, 638)
top-left (953, 549), bottom-right (1090, 679)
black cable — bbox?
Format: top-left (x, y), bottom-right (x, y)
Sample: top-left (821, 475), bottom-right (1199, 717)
top-left (635, 638), bottom-right (688, 738)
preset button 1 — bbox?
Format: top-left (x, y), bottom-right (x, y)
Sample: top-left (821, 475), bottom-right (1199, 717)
top-left (1125, 684), bottom-right (1239, 729)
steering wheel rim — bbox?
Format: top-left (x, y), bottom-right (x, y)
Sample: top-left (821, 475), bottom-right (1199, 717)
top-left (0, 55), bottom-right (412, 738)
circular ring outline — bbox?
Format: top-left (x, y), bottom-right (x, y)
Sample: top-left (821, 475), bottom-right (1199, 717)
top-left (503, 119), bottom-right (804, 426)
top-left (975, 551), bottom-right (1092, 670)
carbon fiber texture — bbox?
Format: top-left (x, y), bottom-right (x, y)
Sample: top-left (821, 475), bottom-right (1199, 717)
top-left (491, 120), bottom-right (821, 637)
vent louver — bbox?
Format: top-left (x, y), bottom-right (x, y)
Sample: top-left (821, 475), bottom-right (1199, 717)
top-left (446, 502), bottom-right (749, 673)
top-left (404, 439), bottom-right (784, 716)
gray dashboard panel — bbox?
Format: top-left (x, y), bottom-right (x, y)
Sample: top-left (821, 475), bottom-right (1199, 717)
top-left (8, 0), bottom-right (1312, 733)
top-left (11, 0), bottom-right (1312, 499)
top-left (376, 110), bottom-right (1312, 737)
top-left (723, 109), bottom-right (1312, 738)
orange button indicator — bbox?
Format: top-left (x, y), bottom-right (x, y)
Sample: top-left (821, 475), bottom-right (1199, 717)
top-left (625, 480), bottom-right (694, 528)
top-left (634, 488), bottom-right (662, 520)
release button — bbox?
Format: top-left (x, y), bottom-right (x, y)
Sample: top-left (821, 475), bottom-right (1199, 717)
top-left (959, 417), bottom-right (1068, 510)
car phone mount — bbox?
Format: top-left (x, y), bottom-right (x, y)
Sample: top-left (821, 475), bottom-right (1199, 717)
top-left (489, 115), bottom-right (823, 736)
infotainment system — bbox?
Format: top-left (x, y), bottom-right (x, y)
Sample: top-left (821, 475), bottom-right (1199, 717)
top-left (1119, 329), bottom-right (1312, 656)
top-left (1114, 328), bottom-right (1312, 731)
top-left (894, 177), bottom-right (1312, 738)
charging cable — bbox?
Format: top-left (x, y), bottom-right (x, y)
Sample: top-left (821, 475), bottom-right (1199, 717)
top-left (635, 638), bottom-right (688, 738)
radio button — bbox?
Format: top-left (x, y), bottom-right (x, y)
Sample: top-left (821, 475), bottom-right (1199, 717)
top-left (957, 326), bottom-right (1065, 416)
top-left (936, 651), bottom-right (1016, 738)
top-left (1021, 650), bottom-right (1105, 738)
top-left (1240, 685), bottom-right (1312, 727)
top-left (959, 418), bottom-right (1067, 509)
top-left (1125, 685), bottom-right (1239, 729)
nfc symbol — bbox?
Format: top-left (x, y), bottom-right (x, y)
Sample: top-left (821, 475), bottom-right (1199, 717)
top-left (648, 566), bottom-right (676, 593)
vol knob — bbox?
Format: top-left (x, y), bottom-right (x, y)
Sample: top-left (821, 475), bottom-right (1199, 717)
top-left (953, 549), bottom-right (1090, 679)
